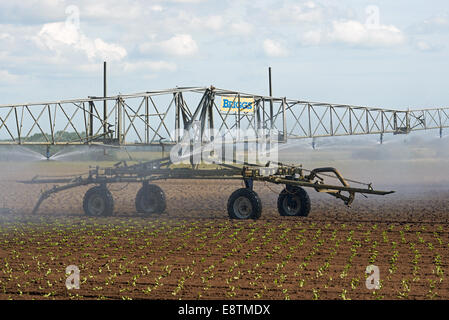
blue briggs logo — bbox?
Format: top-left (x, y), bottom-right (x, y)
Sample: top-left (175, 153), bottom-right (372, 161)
top-left (221, 97), bottom-right (255, 113)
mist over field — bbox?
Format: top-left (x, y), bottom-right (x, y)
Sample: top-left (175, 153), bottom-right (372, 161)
top-left (278, 131), bottom-right (449, 190)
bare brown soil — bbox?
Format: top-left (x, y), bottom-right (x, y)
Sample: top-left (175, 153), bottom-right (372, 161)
top-left (0, 162), bottom-right (448, 300)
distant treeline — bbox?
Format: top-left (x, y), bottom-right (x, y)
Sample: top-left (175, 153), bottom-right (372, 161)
top-left (0, 131), bottom-right (169, 161)
top-left (0, 131), bottom-right (85, 144)
top-left (8, 131), bottom-right (86, 157)
top-left (24, 131), bottom-right (86, 143)
top-left (0, 131), bottom-right (111, 160)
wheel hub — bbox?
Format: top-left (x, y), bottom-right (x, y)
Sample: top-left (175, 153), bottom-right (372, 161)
top-left (283, 195), bottom-right (301, 216)
top-left (141, 194), bottom-right (157, 212)
top-left (88, 195), bottom-right (105, 216)
top-left (233, 196), bottom-right (253, 219)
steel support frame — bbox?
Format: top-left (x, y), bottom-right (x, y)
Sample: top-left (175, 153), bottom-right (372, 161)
top-left (0, 87), bottom-right (448, 146)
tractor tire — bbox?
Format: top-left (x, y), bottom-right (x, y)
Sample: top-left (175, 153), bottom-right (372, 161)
top-left (227, 188), bottom-right (262, 220)
top-left (277, 186), bottom-right (311, 217)
top-left (83, 186), bottom-right (114, 217)
top-left (135, 184), bottom-right (166, 215)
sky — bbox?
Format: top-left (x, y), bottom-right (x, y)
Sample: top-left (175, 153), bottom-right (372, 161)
top-left (0, 0), bottom-right (448, 110)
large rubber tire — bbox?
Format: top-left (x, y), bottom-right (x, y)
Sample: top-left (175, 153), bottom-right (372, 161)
top-left (135, 184), bottom-right (166, 215)
top-left (83, 186), bottom-right (114, 217)
top-left (277, 186), bottom-right (311, 217)
top-left (227, 188), bottom-right (262, 220)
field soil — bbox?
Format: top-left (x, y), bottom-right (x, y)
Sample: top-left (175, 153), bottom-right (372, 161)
top-left (0, 161), bottom-right (448, 300)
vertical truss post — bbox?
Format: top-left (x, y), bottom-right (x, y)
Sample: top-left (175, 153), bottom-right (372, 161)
top-left (222, 138), bottom-right (226, 164)
top-left (14, 107), bottom-right (21, 144)
top-left (423, 110), bottom-right (427, 129)
top-left (208, 93), bottom-right (214, 143)
top-left (308, 104), bottom-right (312, 138)
top-left (256, 100), bottom-right (261, 163)
top-left (188, 88), bottom-right (209, 132)
top-left (175, 92), bottom-right (180, 143)
top-left (282, 97), bottom-right (287, 142)
top-left (269, 67), bottom-right (273, 130)
top-left (103, 61), bottom-right (107, 137)
top-left (330, 106), bottom-right (334, 136)
top-left (122, 98), bottom-right (126, 143)
top-left (237, 93), bottom-right (241, 141)
top-left (365, 108), bottom-right (369, 134)
top-left (405, 110), bottom-right (410, 133)
top-left (88, 101), bottom-right (94, 141)
top-left (117, 97), bottom-right (122, 144)
top-left (256, 100), bottom-right (262, 131)
top-left (233, 137), bottom-right (236, 163)
top-left (349, 107), bottom-right (353, 135)
top-left (381, 110), bottom-right (385, 134)
top-left (262, 99), bottom-right (266, 133)
top-left (48, 105), bottom-right (54, 144)
top-left (145, 96), bottom-right (149, 144)
top-left (264, 98), bottom-right (270, 158)
top-left (189, 137), bottom-right (194, 167)
top-left (199, 95), bottom-right (208, 143)
top-left (393, 112), bottom-right (397, 132)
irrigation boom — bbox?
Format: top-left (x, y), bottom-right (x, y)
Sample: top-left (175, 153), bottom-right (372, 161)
top-left (1, 86), bottom-right (448, 146)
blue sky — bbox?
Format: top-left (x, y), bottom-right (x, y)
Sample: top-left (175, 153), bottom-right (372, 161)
top-left (0, 0), bottom-right (448, 110)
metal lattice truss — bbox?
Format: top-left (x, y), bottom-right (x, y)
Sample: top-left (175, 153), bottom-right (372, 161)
top-left (283, 101), bottom-right (449, 139)
top-left (0, 86), bottom-right (448, 145)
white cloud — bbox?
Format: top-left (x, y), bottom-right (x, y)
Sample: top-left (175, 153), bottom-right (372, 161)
top-left (329, 20), bottom-right (406, 47)
top-left (409, 13), bottom-right (449, 34)
top-left (416, 40), bottom-right (432, 51)
top-left (122, 61), bottom-right (177, 72)
top-left (35, 22), bottom-right (127, 62)
top-left (300, 20), bottom-right (406, 48)
top-left (78, 60), bottom-right (177, 74)
top-left (230, 21), bottom-right (254, 36)
top-left (263, 39), bottom-right (289, 57)
top-left (160, 34), bottom-right (198, 56)
top-left (432, 15), bottom-right (449, 26)
top-left (0, 33), bottom-right (13, 41)
top-left (300, 29), bottom-right (323, 46)
top-left (150, 5), bottom-right (164, 12)
top-left (0, 70), bottom-right (21, 84)
top-left (269, 1), bottom-right (324, 24)
top-left (170, 11), bottom-right (252, 38)
top-left (194, 15), bottom-right (223, 31)
top-left (169, 0), bottom-right (206, 3)
top-left (413, 40), bottom-right (442, 52)
top-left (84, 2), bottom-right (143, 20)
top-left (141, 34), bottom-right (198, 56)
top-left (93, 38), bottom-right (127, 61)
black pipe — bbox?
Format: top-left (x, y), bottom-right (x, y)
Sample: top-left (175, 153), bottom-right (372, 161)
top-left (269, 67), bottom-right (273, 129)
top-left (103, 61), bottom-right (107, 136)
